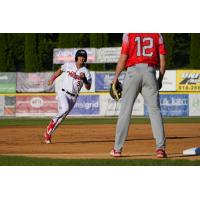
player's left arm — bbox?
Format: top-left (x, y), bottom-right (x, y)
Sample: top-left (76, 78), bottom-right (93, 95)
top-left (158, 54), bottom-right (166, 89)
top-left (80, 72), bottom-right (91, 90)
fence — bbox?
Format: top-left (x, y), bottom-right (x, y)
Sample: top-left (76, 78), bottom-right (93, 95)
top-left (0, 70), bottom-right (200, 117)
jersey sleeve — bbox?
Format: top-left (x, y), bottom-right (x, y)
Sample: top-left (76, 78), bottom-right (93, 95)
top-left (121, 33), bottom-right (130, 55)
top-left (158, 34), bottom-right (167, 55)
top-left (61, 63), bottom-right (67, 72)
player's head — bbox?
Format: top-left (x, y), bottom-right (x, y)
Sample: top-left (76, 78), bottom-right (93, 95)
top-left (75, 49), bottom-right (87, 62)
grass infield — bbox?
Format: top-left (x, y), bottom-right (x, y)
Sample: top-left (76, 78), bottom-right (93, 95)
top-left (0, 155), bottom-right (200, 166)
top-left (0, 116), bottom-right (200, 126)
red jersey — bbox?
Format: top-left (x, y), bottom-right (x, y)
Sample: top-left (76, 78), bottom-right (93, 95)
top-left (121, 33), bottom-right (167, 68)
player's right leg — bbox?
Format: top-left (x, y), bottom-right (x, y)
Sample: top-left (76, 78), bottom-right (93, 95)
top-left (141, 66), bottom-right (166, 158)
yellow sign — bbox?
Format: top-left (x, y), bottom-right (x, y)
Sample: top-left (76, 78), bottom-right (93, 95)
top-left (176, 70), bottom-right (200, 91)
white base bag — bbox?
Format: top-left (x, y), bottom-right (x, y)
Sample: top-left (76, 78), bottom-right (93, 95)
top-left (183, 147), bottom-right (200, 156)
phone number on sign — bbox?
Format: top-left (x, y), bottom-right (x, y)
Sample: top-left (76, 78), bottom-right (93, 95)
top-left (178, 85), bottom-right (200, 91)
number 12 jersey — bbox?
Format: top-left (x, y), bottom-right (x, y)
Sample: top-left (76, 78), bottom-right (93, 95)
top-left (121, 33), bottom-right (167, 68)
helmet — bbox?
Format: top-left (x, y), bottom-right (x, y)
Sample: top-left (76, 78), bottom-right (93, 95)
top-left (75, 49), bottom-right (87, 62)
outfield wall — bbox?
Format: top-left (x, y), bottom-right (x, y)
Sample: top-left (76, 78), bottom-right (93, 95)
top-left (0, 70), bottom-right (200, 117)
top-left (0, 93), bottom-right (200, 117)
top-left (1, 70), bottom-right (200, 93)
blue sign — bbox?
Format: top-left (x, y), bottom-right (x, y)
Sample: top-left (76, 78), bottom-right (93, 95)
top-left (70, 95), bottom-right (100, 115)
top-left (95, 72), bottom-right (126, 91)
top-left (144, 94), bottom-right (189, 116)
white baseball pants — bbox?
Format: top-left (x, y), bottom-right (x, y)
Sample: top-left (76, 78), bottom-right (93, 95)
top-left (48, 90), bottom-right (77, 135)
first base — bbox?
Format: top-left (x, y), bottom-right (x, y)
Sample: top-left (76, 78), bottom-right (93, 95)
top-left (183, 147), bottom-right (200, 156)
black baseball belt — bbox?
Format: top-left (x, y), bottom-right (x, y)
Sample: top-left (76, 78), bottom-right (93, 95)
top-left (61, 89), bottom-right (78, 97)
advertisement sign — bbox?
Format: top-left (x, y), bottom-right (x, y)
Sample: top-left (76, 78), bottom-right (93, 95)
top-left (100, 94), bottom-right (144, 116)
top-left (156, 70), bottom-right (176, 91)
top-left (16, 96), bottom-right (57, 116)
top-left (55, 71), bottom-right (96, 93)
top-left (0, 73), bottom-right (16, 93)
top-left (4, 96), bottom-right (16, 116)
top-left (69, 95), bottom-right (99, 116)
top-left (17, 72), bottom-right (54, 92)
top-left (176, 70), bottom-right (200, 91)
top-left (96, 47), bottom-right (121, 63)
top-left (144, 94), bottom-right (189, 116)
top-left (53, 48), bottom-right (96, 64)
top-left (0, 96), bottom-right (5, 116)
top-left (95, 70), bottom-right (176, 92)
top-left (95, 72), bottom-right (126, 91)
top-left (189, 94), bottom-right (200, 116)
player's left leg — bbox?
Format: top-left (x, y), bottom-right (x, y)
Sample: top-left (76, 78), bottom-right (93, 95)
top-left (44, 91), bottom-right (75, 144)
top-left (112, 66), bottom-right (142, 155)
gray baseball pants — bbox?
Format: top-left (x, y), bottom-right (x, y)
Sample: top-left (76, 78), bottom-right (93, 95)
top-left (114, 63), bottom-right (166, 151)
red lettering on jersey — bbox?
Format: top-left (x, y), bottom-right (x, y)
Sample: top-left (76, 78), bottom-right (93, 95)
top-left (67, 71), bottom-right (81, 80)
top-left (121, 33), bottom-right (167, 68)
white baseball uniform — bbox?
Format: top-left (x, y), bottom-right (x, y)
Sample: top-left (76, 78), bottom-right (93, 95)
top-left (49, 62), bottom-right (92, 135)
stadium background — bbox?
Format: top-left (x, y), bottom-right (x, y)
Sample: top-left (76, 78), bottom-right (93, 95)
top-left (0, 33), bottom-right (200, 165)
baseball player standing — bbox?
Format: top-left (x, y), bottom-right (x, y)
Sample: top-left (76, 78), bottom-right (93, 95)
top-left (44, 49), bottom-right (92, 144)
top-left (110, 33), bottom-right (167, 158)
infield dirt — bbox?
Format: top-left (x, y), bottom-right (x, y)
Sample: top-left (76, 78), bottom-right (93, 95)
top-left (0, 123), bottom-right (200, 160)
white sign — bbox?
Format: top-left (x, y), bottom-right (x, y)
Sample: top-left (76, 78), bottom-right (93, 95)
top-left (156, 70), bottom-right (176, 91)
top-left (96, 47), bottom-right (121, 63)
top-left (100, 94), bottom-right (144, 116)
top-left (189, 94), bottom-right (200, 116)
top-left (53, 47), bottom-right (122, 64)
top-left (53, 48), bottom-right (96, 64)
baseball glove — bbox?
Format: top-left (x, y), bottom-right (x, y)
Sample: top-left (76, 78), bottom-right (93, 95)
top-left (110, 81), bottom-right (123, 101)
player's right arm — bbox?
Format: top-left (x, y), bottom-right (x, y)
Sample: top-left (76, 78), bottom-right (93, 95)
top-left (157, 34), bottom-right (167, 90)
top-left (158, 54), bottom-right (166, 81)
top-left (113, 54), bottom-right (128, 84)
top-left (157, 54), bottom-right (166, 89)
top-left (48, 67), bottom-right (62, 86)
top-left (113, 33), bottom-right (129, 84)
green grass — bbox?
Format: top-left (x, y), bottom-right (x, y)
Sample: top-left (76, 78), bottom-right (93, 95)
top-left (0, 117), bottom-right (200, 126)
top-left (0, 155), bottom-right (200, 166)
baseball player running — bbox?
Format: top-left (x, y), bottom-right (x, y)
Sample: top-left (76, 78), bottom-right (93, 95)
top-left (110, 33), bottom-right (167, 158)
top-left (44, 49), bottom-right (92, 144)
